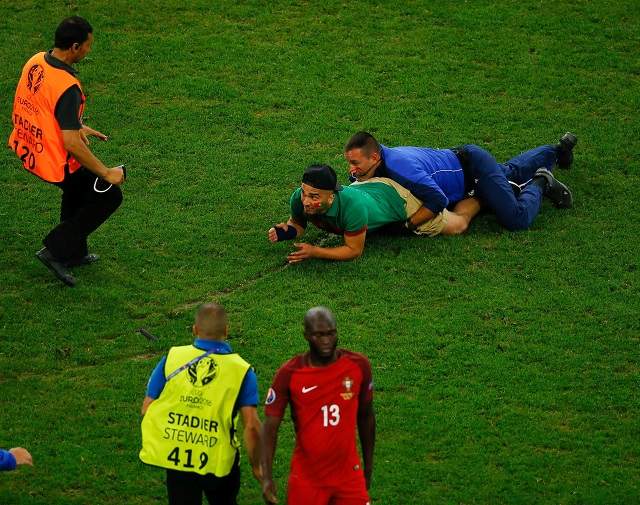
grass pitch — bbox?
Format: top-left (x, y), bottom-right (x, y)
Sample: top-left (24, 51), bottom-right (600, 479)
top-left (1, 1), bottom-right (638, 504)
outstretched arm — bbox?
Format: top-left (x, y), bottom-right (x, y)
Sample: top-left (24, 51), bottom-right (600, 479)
top-left (62, 129), bottom-right (124, 185)
top-left (287, 230), bottom-right (366, 263)
top-left (261, 415), bottom-right (283, 504)
top-left (357, 400), bottom-right (376, 489)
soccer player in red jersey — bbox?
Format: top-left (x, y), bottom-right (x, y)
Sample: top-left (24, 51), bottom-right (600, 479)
top-left (261, 306), bottom-right (375, 505)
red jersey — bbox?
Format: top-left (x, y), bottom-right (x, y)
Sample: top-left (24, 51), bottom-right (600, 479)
top-left (265, 350), bottom-right (373, 486)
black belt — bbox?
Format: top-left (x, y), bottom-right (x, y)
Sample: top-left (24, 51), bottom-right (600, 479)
top-left (450, 146), bottom-right (475, 194)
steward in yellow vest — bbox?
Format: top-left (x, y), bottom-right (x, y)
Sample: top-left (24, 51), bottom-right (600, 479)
top-left (140, 303), bottom-right (263, 504)
top-left (140, 346), bottom-right (250, 475)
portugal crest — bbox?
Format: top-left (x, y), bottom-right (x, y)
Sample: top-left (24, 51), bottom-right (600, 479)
top-left (187, 357), bottom-right (217, 387)
top-left (341, 376), bottom-right (354, 400)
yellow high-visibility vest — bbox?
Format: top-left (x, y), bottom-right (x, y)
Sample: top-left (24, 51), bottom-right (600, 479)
top-left (140, 345), bottom-right (250, 476)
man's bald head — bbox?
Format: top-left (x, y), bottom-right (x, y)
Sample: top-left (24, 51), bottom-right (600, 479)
top-left (303, 306), bottom-right (337, 334)
top-left (303, 306), bottom-right (338, 364)
top-left (194, 303), bottom-right (228, 340)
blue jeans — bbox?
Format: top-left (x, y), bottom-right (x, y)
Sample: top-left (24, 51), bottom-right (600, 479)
top-left (462, 144), bottom-right (557, 231)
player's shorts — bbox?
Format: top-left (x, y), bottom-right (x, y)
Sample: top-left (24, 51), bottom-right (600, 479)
top-left (287, 471), bottom-right (370, 505)
top-left (353, 177), bottom-right (448, 237)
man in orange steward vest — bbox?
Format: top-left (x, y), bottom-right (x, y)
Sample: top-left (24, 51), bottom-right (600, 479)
top-left (8, 16), bottom-right (125, 287)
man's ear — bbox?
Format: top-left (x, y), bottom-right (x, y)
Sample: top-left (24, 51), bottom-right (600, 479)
top-left (192, 324), bottom-right (198, 337)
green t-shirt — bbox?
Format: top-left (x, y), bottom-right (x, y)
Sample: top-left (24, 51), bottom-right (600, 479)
top-left (289, 183), bottom-right (406, 235)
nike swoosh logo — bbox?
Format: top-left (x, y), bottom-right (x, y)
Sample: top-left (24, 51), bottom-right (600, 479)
top-left (302, 386), bottom-right (318, 393)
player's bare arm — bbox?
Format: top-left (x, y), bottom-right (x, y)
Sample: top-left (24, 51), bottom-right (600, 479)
top-left (261, 415), bottom-right (282, 504)
top-left (61, 129), bottom-right (124, 184)
top-left (268, 218), bottom-right (305, 243)
top-left (240, 406), bottom-right (263, 482)
top-left (357, 400), bottom-right (376, 490)
top-left (287, 230), bottom-right (366, 263)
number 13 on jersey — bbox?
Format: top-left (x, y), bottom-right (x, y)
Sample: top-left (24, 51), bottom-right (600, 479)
top-left (321, 404), bottom-right (340, 427)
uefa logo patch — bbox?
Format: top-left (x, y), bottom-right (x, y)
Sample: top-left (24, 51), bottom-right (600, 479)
top-left (265, 387), bottom-right (276, 405)
top-left (27, 64), bottom-right (44, 94)
top-left (187, 357), bottom-right (217, 387)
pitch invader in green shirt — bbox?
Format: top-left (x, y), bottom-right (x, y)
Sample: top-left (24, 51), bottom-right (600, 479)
top-left (268, 164), bottom-right (479, 263)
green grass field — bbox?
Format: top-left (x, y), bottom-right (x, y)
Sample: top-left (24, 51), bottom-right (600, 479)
top-left (1, 1), bottom-right (639, 503)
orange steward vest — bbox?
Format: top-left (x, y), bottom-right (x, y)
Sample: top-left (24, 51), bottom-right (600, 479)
top-left (8, 52), bottom-right (85, 182)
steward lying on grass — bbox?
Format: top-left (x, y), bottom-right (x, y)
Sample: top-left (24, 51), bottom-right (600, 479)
top-left (344, 131), bottom-right (577, 232)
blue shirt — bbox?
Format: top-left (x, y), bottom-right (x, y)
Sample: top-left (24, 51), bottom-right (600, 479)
top-left (146, 339), bottom-right (259, 408)
top-left (0, 450), bottom-right (16, 471)
top-left (378, 144), bottom-right (466, 213)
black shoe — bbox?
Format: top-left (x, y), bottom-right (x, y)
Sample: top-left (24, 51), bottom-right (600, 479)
top-left (65, 254), bottom-right (100, 268)
top-left (557, 132), bottom-right (577, 169)
top-left (35, 247), bottom-right (76, 287)
top-left (533, 168), bottom-right (573, 208)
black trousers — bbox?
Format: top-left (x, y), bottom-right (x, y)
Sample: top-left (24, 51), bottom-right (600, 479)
top-left (166, 459), bottom-right (240, 505)
top-left (43, 167), bottom-right (122, 262)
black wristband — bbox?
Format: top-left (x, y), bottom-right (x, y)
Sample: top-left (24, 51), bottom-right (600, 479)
top-left (274, 225), bottom-right (297, 241)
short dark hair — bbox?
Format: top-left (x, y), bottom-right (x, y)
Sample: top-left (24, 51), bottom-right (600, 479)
top-left (345, 131), bottom-right (380, 156)
top-left (54, 16), bottom-right (93, 49)
top-left (304, 306), bottom-right (337, 334)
